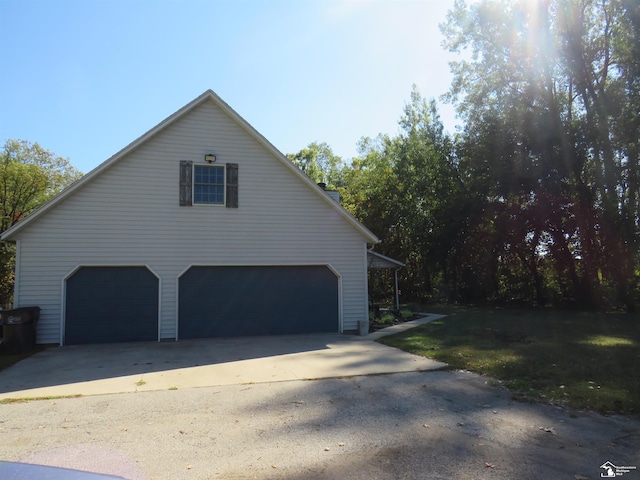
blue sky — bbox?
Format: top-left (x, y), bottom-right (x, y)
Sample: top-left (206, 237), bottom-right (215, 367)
top-left (1, 0), bottom-right (463, 173)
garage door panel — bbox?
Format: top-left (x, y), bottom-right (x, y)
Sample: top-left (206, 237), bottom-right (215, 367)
top-left (179, 266), bottom-right (338, 339)
top-left (65, 267), bottom-right (159, 345)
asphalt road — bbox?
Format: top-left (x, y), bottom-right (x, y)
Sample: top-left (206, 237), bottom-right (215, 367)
top-left (1, 369), bottom-right (638, 480)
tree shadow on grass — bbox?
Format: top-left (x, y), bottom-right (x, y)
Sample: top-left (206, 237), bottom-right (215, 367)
top-left (381, 308), bottom-right (640, 415)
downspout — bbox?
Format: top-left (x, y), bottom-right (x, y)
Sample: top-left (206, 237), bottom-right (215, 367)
top-left (12, 240), bottom-right (19, 308)
top-left (394, 267), bottom-right (400, 312)
top-left (361, 243), bottom-right (370, 336)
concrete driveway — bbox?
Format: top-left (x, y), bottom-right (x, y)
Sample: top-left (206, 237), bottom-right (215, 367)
top-left (0, 316), bottom-right (446, 400)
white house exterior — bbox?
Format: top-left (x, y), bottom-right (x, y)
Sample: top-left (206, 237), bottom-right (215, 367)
top-left (0, 90), bottom-right (379, 345)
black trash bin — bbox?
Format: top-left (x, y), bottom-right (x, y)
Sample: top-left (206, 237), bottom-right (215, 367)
top-left (1, 307), bottom-right (40, 354)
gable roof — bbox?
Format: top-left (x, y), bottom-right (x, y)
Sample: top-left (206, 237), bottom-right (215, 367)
top-left (1, 90), bottom-right (379, 244)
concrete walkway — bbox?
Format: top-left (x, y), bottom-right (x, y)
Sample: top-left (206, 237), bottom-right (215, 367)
top-left (0, 315), bottom-right (446, 400)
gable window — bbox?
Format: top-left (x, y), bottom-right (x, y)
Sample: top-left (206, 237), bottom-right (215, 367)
top-left (194, 164), bottom-right (225, 204)
top-left (179, 160), bottom-right (238, 208)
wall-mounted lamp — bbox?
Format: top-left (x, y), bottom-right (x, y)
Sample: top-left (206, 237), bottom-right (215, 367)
top-left (205, 154), bottom-right (217, 163)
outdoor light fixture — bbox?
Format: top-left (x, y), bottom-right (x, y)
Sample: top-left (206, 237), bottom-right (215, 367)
top-left (205, 154), bottom-right (216, 163)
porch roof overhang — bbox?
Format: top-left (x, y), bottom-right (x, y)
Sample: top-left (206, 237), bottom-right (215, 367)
top-left (367, 250), bottom-right (405, 311)
top-left (367, 250), bottom-right (405, 269)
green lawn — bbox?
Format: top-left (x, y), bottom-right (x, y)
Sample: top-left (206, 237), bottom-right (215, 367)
top-left (379, 306), bottom-right (640, 415)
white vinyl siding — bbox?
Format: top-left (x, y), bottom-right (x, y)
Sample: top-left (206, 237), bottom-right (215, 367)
top-left (12, 100), bottom-right (371, 344)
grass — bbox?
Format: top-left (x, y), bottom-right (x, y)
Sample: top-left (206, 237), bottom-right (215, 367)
top-left (379, 306), bottom-right (640, 415)
top-left (0, 394), bottom-right (82, 404)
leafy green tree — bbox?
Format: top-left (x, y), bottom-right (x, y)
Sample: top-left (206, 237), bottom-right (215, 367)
top-left (340, 136), bottom-right (404, 302)
top-left (286, 142), bottom-right (345, 188)
top-left (442, 0), bottom-right (639, 310)
top-left (0, 139), bottom-right (82, 306)
top-left (388, 87), bottom-right (467, 299)
top-left (340, 88), bottom-right (465, 302)
top-left (341, 135), bottom-right (399, 238)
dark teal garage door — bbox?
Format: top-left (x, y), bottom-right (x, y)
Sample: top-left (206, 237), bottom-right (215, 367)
top-left (179, 266), bottom-right (339, 339)
top-left (65, 266), bottom-right (159, 345)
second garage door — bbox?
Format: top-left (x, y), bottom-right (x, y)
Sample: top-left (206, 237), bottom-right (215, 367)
top-left (179, 265), bottom-right (339, 339)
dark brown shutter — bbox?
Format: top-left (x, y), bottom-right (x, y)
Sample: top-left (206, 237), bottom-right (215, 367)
top-left (179, 161), bottom-right (193, 206)
top-left (226, 163), bottom-right (238, 208)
